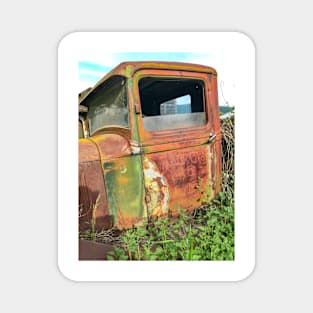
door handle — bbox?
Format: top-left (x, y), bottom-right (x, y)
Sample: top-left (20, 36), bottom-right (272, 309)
top-left (208, 133), bottom-right (216, 143)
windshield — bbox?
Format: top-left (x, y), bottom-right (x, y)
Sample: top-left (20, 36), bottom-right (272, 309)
top-left (82, 75), bottom-right (129, 135)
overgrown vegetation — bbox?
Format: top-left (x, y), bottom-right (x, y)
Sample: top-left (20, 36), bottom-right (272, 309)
top-left (106, 193), bottom-right (234, 260)
top-left (221, 113), bottom-right (235, 199)
top-left (80, 112), bottom-right (235, 261)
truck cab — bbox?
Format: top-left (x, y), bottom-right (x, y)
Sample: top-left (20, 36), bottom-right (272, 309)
top-left (79, 61), bottom-right (222, 231)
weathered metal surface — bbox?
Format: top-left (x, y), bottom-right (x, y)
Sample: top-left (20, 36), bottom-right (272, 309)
top-left (143, 157), bottom-right (169, 216)
top-left (102, 155), bottom-right (145, 229)
top-left (79, 161), bottom-right (112, 232)
top-left (80, 62), bottom-right (217, 110)
top-left (79, 139), bottom-right (100, 162)
top-left (90, 133), bottom-right (132, 160)
top-left (79, 140), bottom-right (111, 232)
top-left (144, 146), bottom-right (212, 214)
top-left (79, 61), bottom-right (222, 232)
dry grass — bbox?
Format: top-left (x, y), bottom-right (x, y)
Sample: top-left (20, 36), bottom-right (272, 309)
top-left (221, 113), bottom-right (234, 198)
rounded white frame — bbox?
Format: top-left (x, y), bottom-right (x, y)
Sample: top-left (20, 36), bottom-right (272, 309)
top-left (58, 32), bottom-right (255, 282)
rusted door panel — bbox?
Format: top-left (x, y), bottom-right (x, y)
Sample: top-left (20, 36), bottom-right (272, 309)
top-left (79, 161), bottom-right (111, 232)
top-left (79, 140), bottom-right (111, 232)
top-left (143, 142), bottom-right (218, 216)
top-left (102, 155), bottom-right (146, 229)
top-left (134, 69), bottom-right (221, 216)
top-left (79, 133), bottom-right (146, 230)
top-left (79, 135), bottom-right (145, 230)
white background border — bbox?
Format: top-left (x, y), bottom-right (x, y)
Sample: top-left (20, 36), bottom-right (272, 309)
top-left (58, 32), bottom-right (255, 281)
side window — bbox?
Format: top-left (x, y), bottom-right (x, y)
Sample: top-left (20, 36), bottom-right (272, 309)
top-left (82, 75), bottom-right (128, 135)
top-left (160, 95), bottom-right (192, 115)
top-left (139, 77), bottom-right (207, 132)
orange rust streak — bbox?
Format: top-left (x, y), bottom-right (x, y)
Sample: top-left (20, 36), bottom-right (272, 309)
top-left (79, 161), bottom-right (111, 232)
top-left (145, 146), bottom-right (211, 214)
top-left (141, 137), bottom-right (211, 154)
top-left (115, 209), bottom-right (143, 230)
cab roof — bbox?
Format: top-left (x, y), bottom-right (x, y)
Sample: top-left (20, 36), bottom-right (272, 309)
top-left (79, 61), bottom-right (217, 104)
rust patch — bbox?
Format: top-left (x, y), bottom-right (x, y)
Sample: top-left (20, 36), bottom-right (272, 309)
top-left (79, 160), bottom-right (112, 232)
top-left (143, 157), bottom-right (169, 216)
top-left (102, 155), bottom-right (145, 229)
top-left (79, 62), bottom-right (217, 105)
top-left (115, 209), bottom-right (144, 230)
top-left (144, 146), bottom-right (211, 213)
top-left (79, 139), bottom-right (100, 162)
top-left (90, 133), bottom-right (132, 160)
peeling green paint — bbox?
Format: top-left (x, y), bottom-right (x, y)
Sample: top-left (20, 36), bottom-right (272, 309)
top-left (103, 155), bottom-right (145, 228)
top-left (127, 78), bottom-right (140, 143)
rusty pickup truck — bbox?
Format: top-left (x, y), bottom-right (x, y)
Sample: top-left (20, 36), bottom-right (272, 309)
top-left (79, 61), bottom-right (222, 231)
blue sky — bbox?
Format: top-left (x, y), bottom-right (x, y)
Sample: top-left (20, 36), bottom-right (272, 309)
top-left (79, 52), bottom-right (236, 107)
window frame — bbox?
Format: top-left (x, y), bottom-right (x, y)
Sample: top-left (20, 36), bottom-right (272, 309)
top-left (133, 69), bottom-right (214, 146)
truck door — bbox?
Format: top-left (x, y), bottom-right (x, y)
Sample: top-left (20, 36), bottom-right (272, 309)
top-left (133, 69), bottom-right (222, 217)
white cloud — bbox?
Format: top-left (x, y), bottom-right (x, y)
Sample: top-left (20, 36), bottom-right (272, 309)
top-left (79, 50), bottom-right (117, 67)
top-left (79, 69), bottom-right (108, 79)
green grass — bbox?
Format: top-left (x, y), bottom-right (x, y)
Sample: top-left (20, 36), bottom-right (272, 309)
top-left (106, 191), bottom-right (234, 261)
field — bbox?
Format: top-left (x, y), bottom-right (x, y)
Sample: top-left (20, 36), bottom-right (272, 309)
top-left (80, 111), bottom-right (235, 261)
